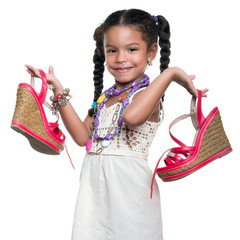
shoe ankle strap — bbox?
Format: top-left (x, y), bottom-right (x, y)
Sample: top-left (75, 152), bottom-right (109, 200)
top-left (190, 90), bottom-right (205, 130)
top-left (169, 90), bottom-right (206, 146)
top-left (31, 72), bottom-right (63, 120)
top-left (30, 70), bottom-right (48, 104)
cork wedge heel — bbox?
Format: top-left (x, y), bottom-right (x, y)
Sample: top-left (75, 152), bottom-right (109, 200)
top-left (150, 90), bottom-right (232, 198)
top-left (11, 70), bottom-right (65, 155)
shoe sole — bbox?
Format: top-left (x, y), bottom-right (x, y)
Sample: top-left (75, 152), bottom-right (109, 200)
top-left (11, 85), bottom-right (64, 154)
top-left (11, 124), bottom-right (60, 155)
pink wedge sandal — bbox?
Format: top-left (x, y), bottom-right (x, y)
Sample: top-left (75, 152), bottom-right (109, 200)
top-left (11, 69), bottom-right (65, 155)
top-left (150, 90), bottom-right (232, 198)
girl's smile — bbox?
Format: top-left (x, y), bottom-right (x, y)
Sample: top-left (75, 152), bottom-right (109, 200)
top-left (104, 26), bottom-right (157, 89)
top-left (114, 67), bottom-right (133, 73)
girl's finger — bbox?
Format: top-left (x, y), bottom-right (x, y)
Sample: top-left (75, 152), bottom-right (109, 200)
top-left (188, 82), bottom-right (197, 97)
top-left (26, 68), bottom-right (39, 77)
top-left (202, 88), bottom-right (209, 93)
top-left (25, 64), bottom-right (31, 69)
top-left (48, 65), bottom-right (54, 75)
top-left (192, 88), bottom-right (198, 97)
top-left (26, 69), bottom-right (34, 76)
top-left (202, 88), bottom-right (209, 97)
top-left (25, 64), bottom-right (41, 78)
top-left (189, 74), bottom-right (196, 80)
top-left (46, 73), bottom-right (54, 82)
top-left (25, 64), bottom-right (36, 72)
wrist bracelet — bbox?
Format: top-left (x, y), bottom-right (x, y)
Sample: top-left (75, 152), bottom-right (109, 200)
top-left (50, 88), bottom-right (71, 114)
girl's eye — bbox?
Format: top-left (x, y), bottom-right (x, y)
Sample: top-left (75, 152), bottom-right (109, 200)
top-left (128, 48), bottom-right (137, 52)
top-left (107, 49), bottom-right (116, 53)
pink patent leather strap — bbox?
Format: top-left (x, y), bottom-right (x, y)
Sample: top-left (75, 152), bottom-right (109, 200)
top-left (150, 148), bottom-right (171, 199)
top-left (169, 115), bottom-right (188, 147)
top-left (65, 144), bottom-right (75, 169)
top-left (37, 69), bottom-right (48, 104)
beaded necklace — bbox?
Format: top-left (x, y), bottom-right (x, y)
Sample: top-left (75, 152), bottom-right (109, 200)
top-left (86, 74), bottom-right (150, 152)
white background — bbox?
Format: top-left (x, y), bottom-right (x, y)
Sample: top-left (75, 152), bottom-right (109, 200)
top-left (1, 0), bottom-right (239, 239)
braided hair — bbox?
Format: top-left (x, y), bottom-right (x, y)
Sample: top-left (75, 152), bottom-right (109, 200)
top-left (88, 9), bottom-right (171, 117)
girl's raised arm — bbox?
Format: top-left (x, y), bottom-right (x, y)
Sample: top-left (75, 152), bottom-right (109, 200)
top-left (25, 64), bottom-right (90, 146)
top-left (122, 67), bottom-right (206, 127)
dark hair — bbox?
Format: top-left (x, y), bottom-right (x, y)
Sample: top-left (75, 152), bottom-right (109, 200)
top-left (88, 8), bottom-right (171, 117)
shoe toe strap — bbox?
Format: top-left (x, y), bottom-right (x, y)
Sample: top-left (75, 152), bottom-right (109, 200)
top-left (48, 122), bottom-right (66, 141)
top-left (164, 146), bottom-right (196, 166)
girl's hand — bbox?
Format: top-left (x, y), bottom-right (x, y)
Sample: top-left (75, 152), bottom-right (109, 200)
top-left (25, 64), bottom-right (64, 94)
top-left (170, 67), bottom-right (208, 97)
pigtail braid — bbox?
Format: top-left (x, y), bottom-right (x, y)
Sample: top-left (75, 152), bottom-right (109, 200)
top-left (156, 15), bottom-right (171, 73)
top-left (93, 51), bottom-right (105, 102)
top-left (156, 15), bottom-right (171, 102)
top-left (88, 25), bottom-right (105, 117)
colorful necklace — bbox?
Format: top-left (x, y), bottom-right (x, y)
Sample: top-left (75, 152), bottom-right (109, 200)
top-left (86, 74), bottom-right (150, 152)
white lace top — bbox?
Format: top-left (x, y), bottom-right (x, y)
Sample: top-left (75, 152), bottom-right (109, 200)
top-left (88, 94), bottom-right (162, 160)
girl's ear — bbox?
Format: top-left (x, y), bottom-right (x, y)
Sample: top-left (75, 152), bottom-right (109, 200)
top-left (147, 43), bottom-right (158, 63)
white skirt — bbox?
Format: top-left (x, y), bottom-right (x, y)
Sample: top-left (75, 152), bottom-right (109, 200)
top-left (71, 153), bottom-right (163, 240)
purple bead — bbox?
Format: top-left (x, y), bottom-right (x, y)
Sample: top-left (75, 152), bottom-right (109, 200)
top-left (133, 85), bottom-right (139, 92)
top-left (105, 85), bottom-right (115, 92)
top-left (104, 133), bottom-right (114, 140)
top-left (94, 134), bottom-right (99, 140)
top-left (94, 117), bottom-right (99, 127)
top-left (144, 74), bottom-right (149, 80)
top-left (131, 81), bottom-right (138, 87)
top-left (114, 128), bottom-right (120, 134)
top-left (99, 102), bottom-right (104, 109)
top-left (145, 80), bottom-right (150, 85)
top-left (120, 108), bottom-right (124, 114)
top-left (105, 90), bottom-right (112, 96)
top-left (122, 98), bottom-right (129, 107)
top-left (128, 91), bottom-right (133, 97)
top-left (113, 89), bottom-right (122, 95)
top-left (97, 110), bottom-right (100, 116)
top-left (118, 117), bottom-right (122, 126)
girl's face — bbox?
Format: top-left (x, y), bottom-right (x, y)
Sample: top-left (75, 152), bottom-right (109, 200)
top-left (103, 26), bottom-right (157, 89)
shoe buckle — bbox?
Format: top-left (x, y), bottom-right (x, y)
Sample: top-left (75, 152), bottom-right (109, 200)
top-left (167, 152), bottom-right (175, 158)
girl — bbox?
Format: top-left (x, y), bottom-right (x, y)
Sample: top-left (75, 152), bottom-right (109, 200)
top-left (26, 8), bottom-right (207, 240)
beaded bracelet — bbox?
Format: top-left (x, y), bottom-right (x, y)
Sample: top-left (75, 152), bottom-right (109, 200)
top-left (50, 88), bottom-right (71, 114)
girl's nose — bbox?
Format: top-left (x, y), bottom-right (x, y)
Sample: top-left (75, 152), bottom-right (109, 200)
top-left (116, 51), bottom-right (127, 63)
